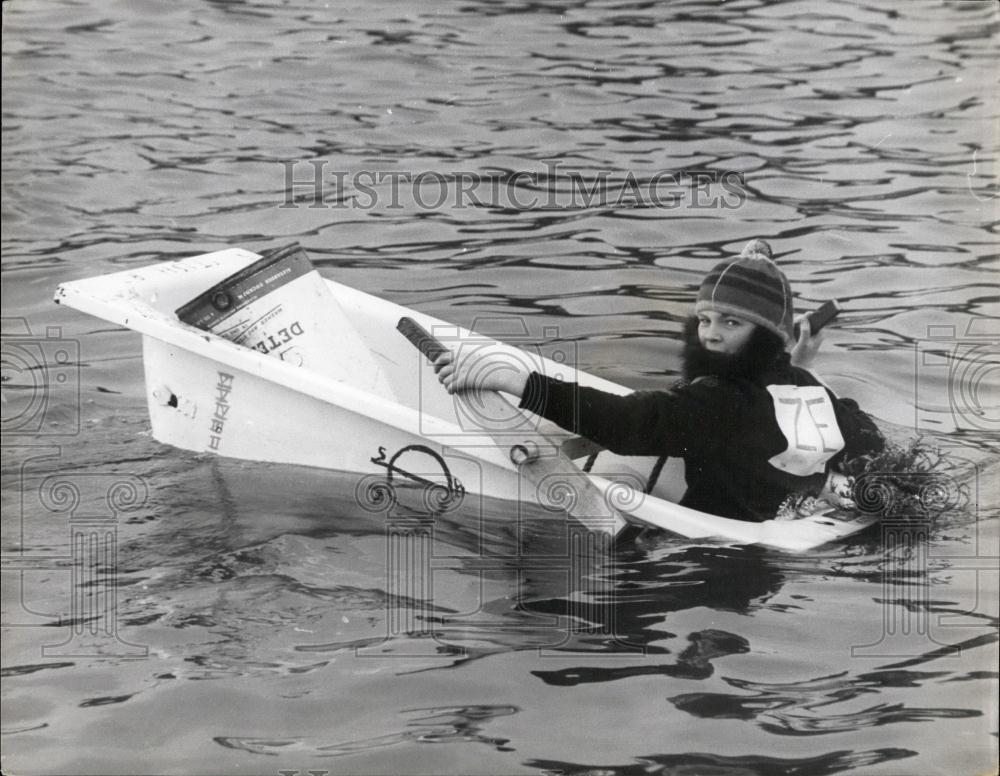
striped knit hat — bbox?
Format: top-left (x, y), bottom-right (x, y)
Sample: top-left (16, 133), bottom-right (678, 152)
top-left (694, 239), bottom-right (795, 344)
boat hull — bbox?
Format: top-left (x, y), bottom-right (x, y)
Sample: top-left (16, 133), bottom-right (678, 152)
top-left (55, 248), bottom-right (878, 551)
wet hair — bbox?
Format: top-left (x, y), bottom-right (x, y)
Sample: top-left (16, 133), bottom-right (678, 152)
top-left (681, 315), bottom-right (786, 383)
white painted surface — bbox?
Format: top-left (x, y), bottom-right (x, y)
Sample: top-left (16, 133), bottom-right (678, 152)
top-left (55, 249), bottom-right (876, 551)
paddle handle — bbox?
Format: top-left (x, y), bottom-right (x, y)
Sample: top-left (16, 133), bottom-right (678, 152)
top-left (794, 299), bottom-right (841, 338)
top-left (397, 317), bottom-right (449, 362)
top-left (396, 317), bottom-right (630, 538)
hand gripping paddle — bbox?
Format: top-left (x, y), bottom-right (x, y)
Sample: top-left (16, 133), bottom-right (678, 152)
top-left (794, 299), bottom-right (841, 339)
top-left (397, 317), bottom-right (628, 536)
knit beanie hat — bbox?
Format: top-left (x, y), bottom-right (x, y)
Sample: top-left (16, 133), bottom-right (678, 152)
top-left (694, 239), bottom-right (795, 344)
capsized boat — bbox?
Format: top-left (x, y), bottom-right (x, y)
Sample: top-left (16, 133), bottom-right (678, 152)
top-left (54, 247), bottom-right (877, 551)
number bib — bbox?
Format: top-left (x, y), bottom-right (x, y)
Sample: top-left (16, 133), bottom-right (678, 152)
top-left (766, 385), bottom-right (845, 476)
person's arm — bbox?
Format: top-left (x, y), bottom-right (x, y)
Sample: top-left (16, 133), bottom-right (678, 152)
top-left (433, 350), bottom-right (528, 397)
top-left (813, 392), bottom-right (885, 510)
top-left (787, 320), bottom-right (884, 474)
top-left (819, 470), bottom-right (856, 509)
top-left (433, 350), bottom-right (715, 457)
top-left (790, 315), bottom-right (825, 374)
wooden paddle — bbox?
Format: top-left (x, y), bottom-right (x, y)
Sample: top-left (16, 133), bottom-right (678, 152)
top-left (396, 317), bottom-right (628, 536)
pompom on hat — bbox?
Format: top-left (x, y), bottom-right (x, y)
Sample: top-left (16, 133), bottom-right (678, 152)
top-left (694, 239), bottom-right (796, 344)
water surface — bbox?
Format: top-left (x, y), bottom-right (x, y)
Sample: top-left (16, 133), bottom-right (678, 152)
top-left (2, 1), bottom-right (997, 775)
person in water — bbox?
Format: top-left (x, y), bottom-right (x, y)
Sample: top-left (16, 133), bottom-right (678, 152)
top-left (434, 239), bottom-right (885, 523)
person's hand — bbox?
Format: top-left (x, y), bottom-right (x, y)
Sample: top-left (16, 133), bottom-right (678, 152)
top-left (819, 471), bottom-right (855, 510)
top-left (790, 314), bottom-right (825, 369)
top-left (432, 350), bottom-right (529, 397)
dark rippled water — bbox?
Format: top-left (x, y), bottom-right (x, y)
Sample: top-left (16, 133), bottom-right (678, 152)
top-left (2, 1), bottom-right (998, 775)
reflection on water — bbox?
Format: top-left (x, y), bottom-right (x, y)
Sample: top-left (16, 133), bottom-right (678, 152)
top-left (215, 704), bottom-right (519, 758)
top-left (524, 746), bottom-right (919, 776)
top-left (669, 668), bottom-right (981, 736)
top-left (531, 629), bottom-right (751, 686)
top-left (2, 0), bottom-right (997, 774)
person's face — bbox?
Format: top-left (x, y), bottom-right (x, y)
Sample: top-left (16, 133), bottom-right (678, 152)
top-left (697, 310), bottom-right (756, 354)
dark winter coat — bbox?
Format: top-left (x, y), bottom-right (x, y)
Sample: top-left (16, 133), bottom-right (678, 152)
top-left (518, 354), bottom-right (884, 522)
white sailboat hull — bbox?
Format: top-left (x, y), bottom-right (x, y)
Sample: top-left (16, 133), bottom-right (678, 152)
top-left (55, 248), bottom-right (877, 551)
